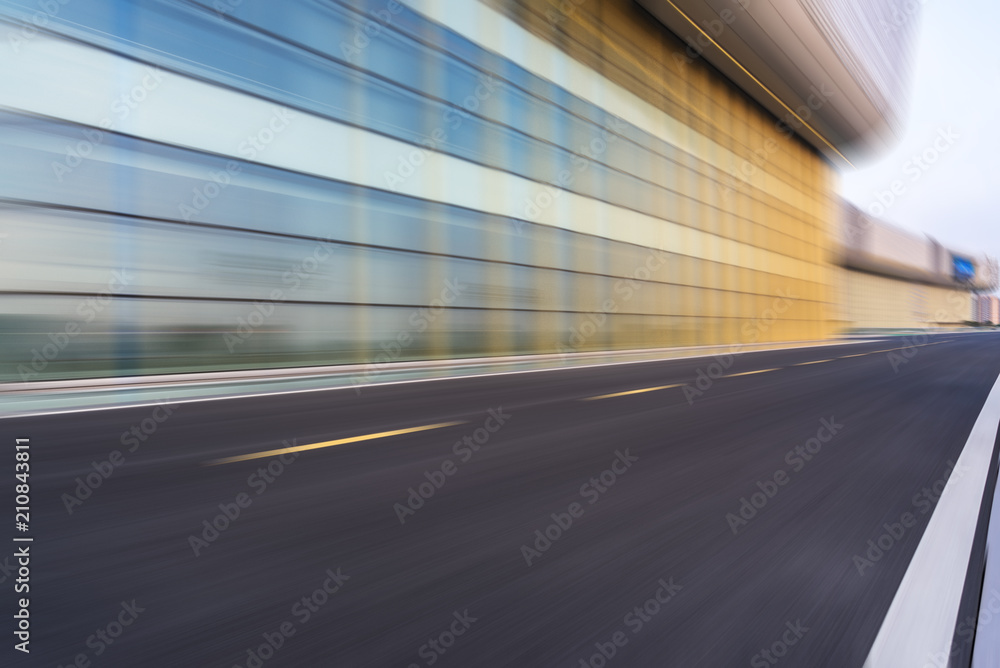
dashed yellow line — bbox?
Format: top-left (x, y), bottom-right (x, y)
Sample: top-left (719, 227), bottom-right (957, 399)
top-left (724, 368), bottom-right (780, 378)
top-left (839, 353), bottom-right (868, 358)
top-left (582, 384), bottom-right (683, 401)
top-left (204, 421), bottom-right (467, 466)
top-left (795, 359), bottom-right (833, 366)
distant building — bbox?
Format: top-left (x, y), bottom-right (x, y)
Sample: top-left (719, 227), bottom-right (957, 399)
top-left (835, 202), bottom-right (996, 330)
top-left (974, 295), bottom-right (1000, 325)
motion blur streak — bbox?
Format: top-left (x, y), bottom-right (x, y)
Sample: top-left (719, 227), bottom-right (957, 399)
top-left (204, 421), bottom-right (467, 466)
top-left (4, 334), bottom-right (1000, 666)
top-left (0, 0), bottom-right (989, 385)
top-left (0, 0), bottom-right (843, 383)
top-left (3, 0), bottom-right (999, 667)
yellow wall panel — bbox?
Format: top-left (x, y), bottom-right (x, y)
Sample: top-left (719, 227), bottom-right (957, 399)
top-left (489, 0), bottom-right (837, 344)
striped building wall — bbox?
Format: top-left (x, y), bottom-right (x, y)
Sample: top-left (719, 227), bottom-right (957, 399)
top-left (0, 0), bottom-right (837, 381)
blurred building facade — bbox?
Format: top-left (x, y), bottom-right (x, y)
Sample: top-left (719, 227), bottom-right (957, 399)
top-left (834, 202), bottom-right (996, 330)
top-left (0, 0), bottom-right (920, 380)
top-left (974, 295), bottom-right (1000, 326)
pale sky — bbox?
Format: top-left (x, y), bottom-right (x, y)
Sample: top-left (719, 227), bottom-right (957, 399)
top-left (840, 0), bottom-right (1000, 267)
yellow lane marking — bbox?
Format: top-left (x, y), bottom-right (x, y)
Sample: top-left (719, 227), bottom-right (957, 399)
top-left (839, 353), bottom-right (868, 358)
top-left (582, 384), bottom-right (683, 401)
top-left (204, 421), bottom-right (466, 466)
top-left (795, 359), bottom-right (833, 366)
top-left (724, 369), bottom-right (780, 378)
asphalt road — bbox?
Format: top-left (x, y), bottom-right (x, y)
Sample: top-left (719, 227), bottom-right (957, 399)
top-left (2, 332), bottom-right (999, 667)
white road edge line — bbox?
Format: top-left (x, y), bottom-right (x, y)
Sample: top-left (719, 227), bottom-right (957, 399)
top-left (972, 455), bottom-right (1000, 666)
top-left (864, 372), bottom-right (1000, 668)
